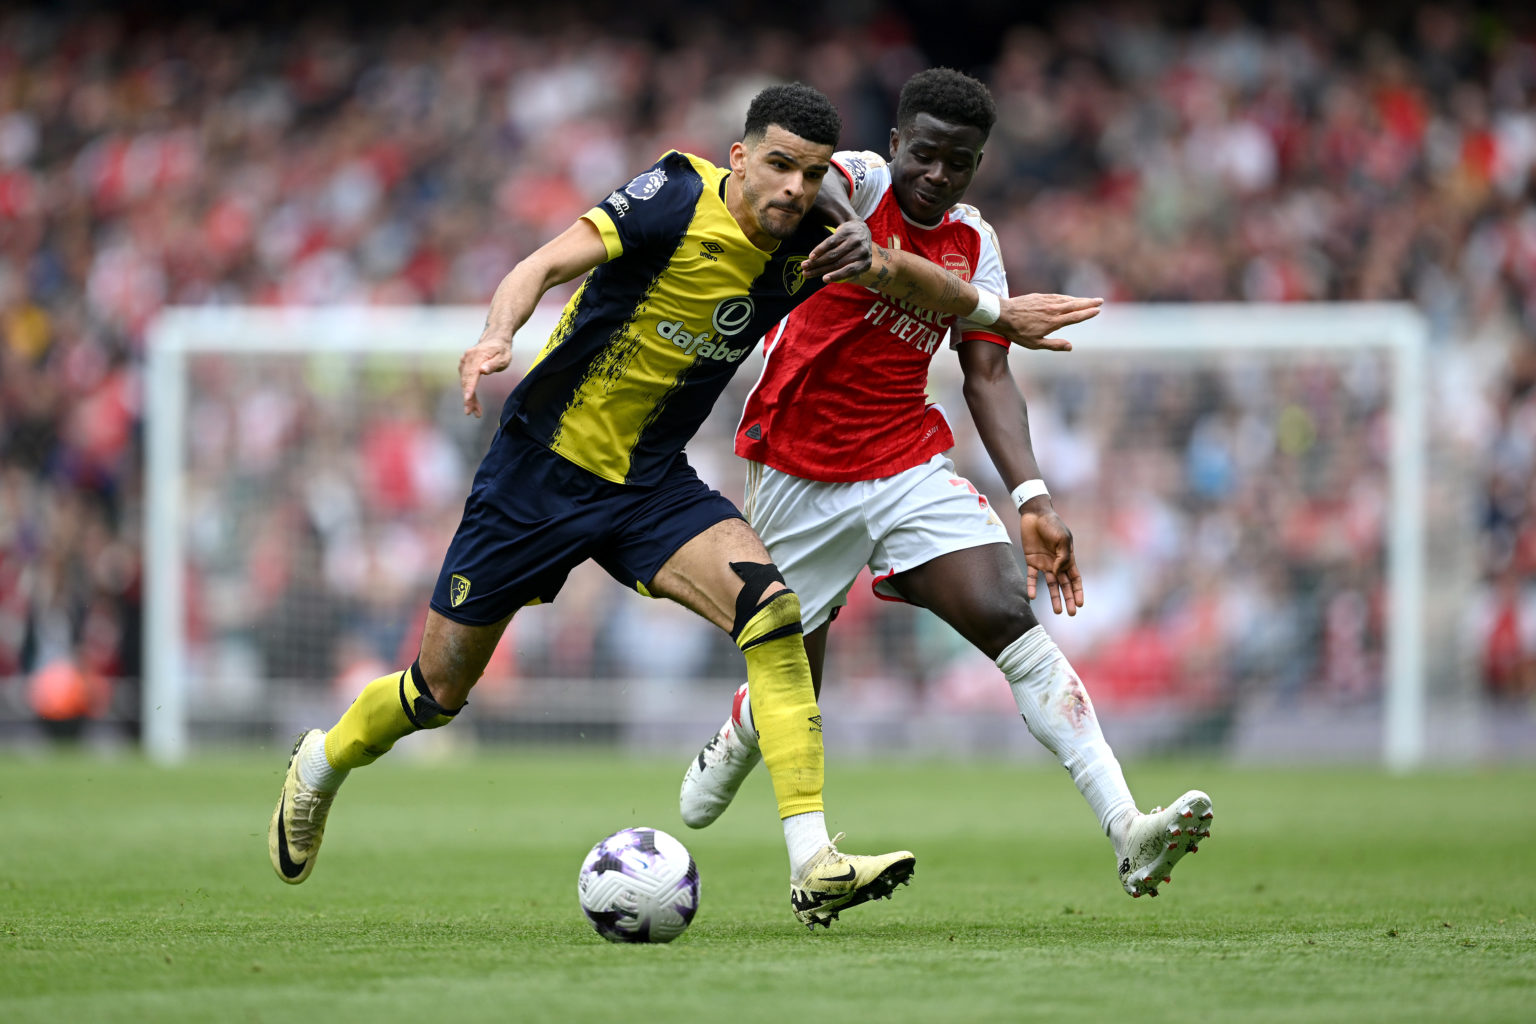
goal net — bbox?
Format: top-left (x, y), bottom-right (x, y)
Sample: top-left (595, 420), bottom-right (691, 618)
top-left (144, 302), bottom-right (1433, 768)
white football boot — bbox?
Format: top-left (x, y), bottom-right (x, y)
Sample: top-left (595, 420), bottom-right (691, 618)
top-left (679, 683), bottom-right (762, 829)
top-left (1116, 789), bottom-right (1213, 898)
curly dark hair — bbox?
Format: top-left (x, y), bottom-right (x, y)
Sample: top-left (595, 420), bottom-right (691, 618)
top-left (896, 67), bottom-right (997, 137)
top-left (743, 83), bottom-right (842, 147)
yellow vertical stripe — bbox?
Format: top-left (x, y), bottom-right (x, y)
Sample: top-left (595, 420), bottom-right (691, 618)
top-left (528, 276), bottom-right (590, 374)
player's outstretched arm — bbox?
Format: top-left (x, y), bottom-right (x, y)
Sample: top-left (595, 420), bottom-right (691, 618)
top-left (843, 242), bottom-right (976, 315)
top-left (796, 165), bottom-right (1104, 342)
top-left (461, 218), bottom-right (609, 417)
top-left (838, 247), bottom-right (1103, 348)
top-left (958, 338), bottom-right (1084, 616)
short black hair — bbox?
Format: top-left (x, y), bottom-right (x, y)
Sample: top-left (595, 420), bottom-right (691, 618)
top-left (743, 83), bottom-right (842, 147)
top-left (896, 67), bottom-right (997, 138)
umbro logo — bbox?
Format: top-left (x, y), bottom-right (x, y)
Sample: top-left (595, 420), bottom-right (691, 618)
top-left (808, 714), bottom-right (822, 732)
top-left (700, 240), bottom-right (725, 262)
top-left (745, 423), bottom-right (763, 440)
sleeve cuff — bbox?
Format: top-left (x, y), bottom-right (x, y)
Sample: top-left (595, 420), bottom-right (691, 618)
top-left (582, 208), bottom-right (624, 262)
top-left (955, 328), bottom-right (1010, 348)
top-left (832, 157), bottom-right (856, 191)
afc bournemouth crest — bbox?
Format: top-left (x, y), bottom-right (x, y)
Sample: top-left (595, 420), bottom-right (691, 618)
top-left (783, 255), bottom-right (807, 295)
top-left (450, 574), bottom-right (472, 608)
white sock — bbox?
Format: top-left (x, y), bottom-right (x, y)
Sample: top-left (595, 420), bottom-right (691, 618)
top-left (783, 811), bottom-right (830, 876)
top-left (297, 730), bottom-right (347, 793)
top-left (733, 682), bottom-right (759, 749)
top-left (997, 626), bottom-right (1138, 844)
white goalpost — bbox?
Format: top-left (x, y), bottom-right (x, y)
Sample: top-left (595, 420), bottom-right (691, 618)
top-left (142, 302), bottom-right (1428, 769)
top-left (1054, 303), bottom-right (1428, 772)
top-left (143, 306), bottom-right (559, 764)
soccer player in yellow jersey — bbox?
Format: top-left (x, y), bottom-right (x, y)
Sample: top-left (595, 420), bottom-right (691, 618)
top-left (269, 83), bottom-right (1054, 929)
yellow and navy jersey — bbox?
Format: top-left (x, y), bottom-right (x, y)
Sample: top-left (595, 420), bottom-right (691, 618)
top-left (500, 150), bottom-right (832, 486)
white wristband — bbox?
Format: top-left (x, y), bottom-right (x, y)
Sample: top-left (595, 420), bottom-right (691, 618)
top-left (968, 289), bottom-right (1002, 326)
top-left (1011, 478), bottom-right (1049, 510)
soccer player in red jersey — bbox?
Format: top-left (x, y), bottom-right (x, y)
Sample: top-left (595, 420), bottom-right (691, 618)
top-left (680, 69), bottom-right (1213, 899)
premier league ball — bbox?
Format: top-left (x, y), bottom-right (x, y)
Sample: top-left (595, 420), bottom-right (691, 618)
top-left (577, 827), bottom-right (700, 943)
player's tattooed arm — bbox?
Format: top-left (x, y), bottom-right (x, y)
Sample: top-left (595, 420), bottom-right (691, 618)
top-left (847, 242), bottom-right (1104, 350)
top-left (887, 255), bottom-right (969, 308)
top-left (869, 244), bottom-right (894, 291)
top-left (848, 244), bottom-right (980, 316)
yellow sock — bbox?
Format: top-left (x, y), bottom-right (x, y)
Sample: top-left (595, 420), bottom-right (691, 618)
top-left (736, 590), bottom-right (824, 819)
top-left (324, 662), bottom-right (461, 772)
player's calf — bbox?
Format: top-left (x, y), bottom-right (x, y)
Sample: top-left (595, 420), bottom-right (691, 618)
top-left (727, 568), bottom-right (823, 822)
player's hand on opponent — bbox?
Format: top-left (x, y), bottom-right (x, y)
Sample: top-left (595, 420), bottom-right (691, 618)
top-left (1018, 498), bottom-right (1085, 616)
top-left (459, 334), bottom-right (513, 417)
top-left (802, 219), bottom-right (873, 283)
top-left (995, 294), bottom-right (1103, 352)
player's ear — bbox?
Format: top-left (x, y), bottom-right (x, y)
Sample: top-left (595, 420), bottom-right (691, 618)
top-left (888, 127), bottom-right (900, 160)
top-left (729, 140), bottom-right (748, 175)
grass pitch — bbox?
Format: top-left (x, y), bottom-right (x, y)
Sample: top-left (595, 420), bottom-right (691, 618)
top-left (2, 748), bottom-right (1533, 1023)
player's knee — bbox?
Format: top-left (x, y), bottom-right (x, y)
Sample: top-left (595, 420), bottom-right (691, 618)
top-left (403, 659), bottom-right (464, 730)
top-left (728, 562), bottom-right (803, 649)
top-left (978, 606), bottom-right (1040, 660)
top-left (744, 587), bottom-right (800, 636)
top-left (730, 560), bottom-right (785, 605)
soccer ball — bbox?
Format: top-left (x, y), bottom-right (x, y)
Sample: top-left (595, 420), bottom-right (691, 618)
top-left (577, 826), bottom-right (700, 943)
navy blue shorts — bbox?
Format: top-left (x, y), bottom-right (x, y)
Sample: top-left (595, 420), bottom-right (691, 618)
top-left (429, 427), bottom-right (743, 626)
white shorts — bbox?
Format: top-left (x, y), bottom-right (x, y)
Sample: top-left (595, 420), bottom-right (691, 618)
top-left (744, 453), bottom-right (1012, 632)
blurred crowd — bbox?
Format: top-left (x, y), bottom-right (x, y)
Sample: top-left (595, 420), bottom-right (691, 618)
top-left (2, 1), bottom-right (1534, 737)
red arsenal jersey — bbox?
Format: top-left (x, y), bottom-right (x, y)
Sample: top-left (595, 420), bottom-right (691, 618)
top-left (735, 150), bottom-right (1010, 482)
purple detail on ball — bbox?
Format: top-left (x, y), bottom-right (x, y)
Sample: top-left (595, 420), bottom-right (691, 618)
top-left (590, 828), bottom-right (662, 880)
top-left (673, 858), bottom-right (701, 924)
top-left (579, 827), bottom-right (698, 943)
top-left (583, 907), bottom-right (638, 943)
top-left (630, 828), bottom-right (660, 855)
top-left (588, 851), bottom-right (629, 877)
